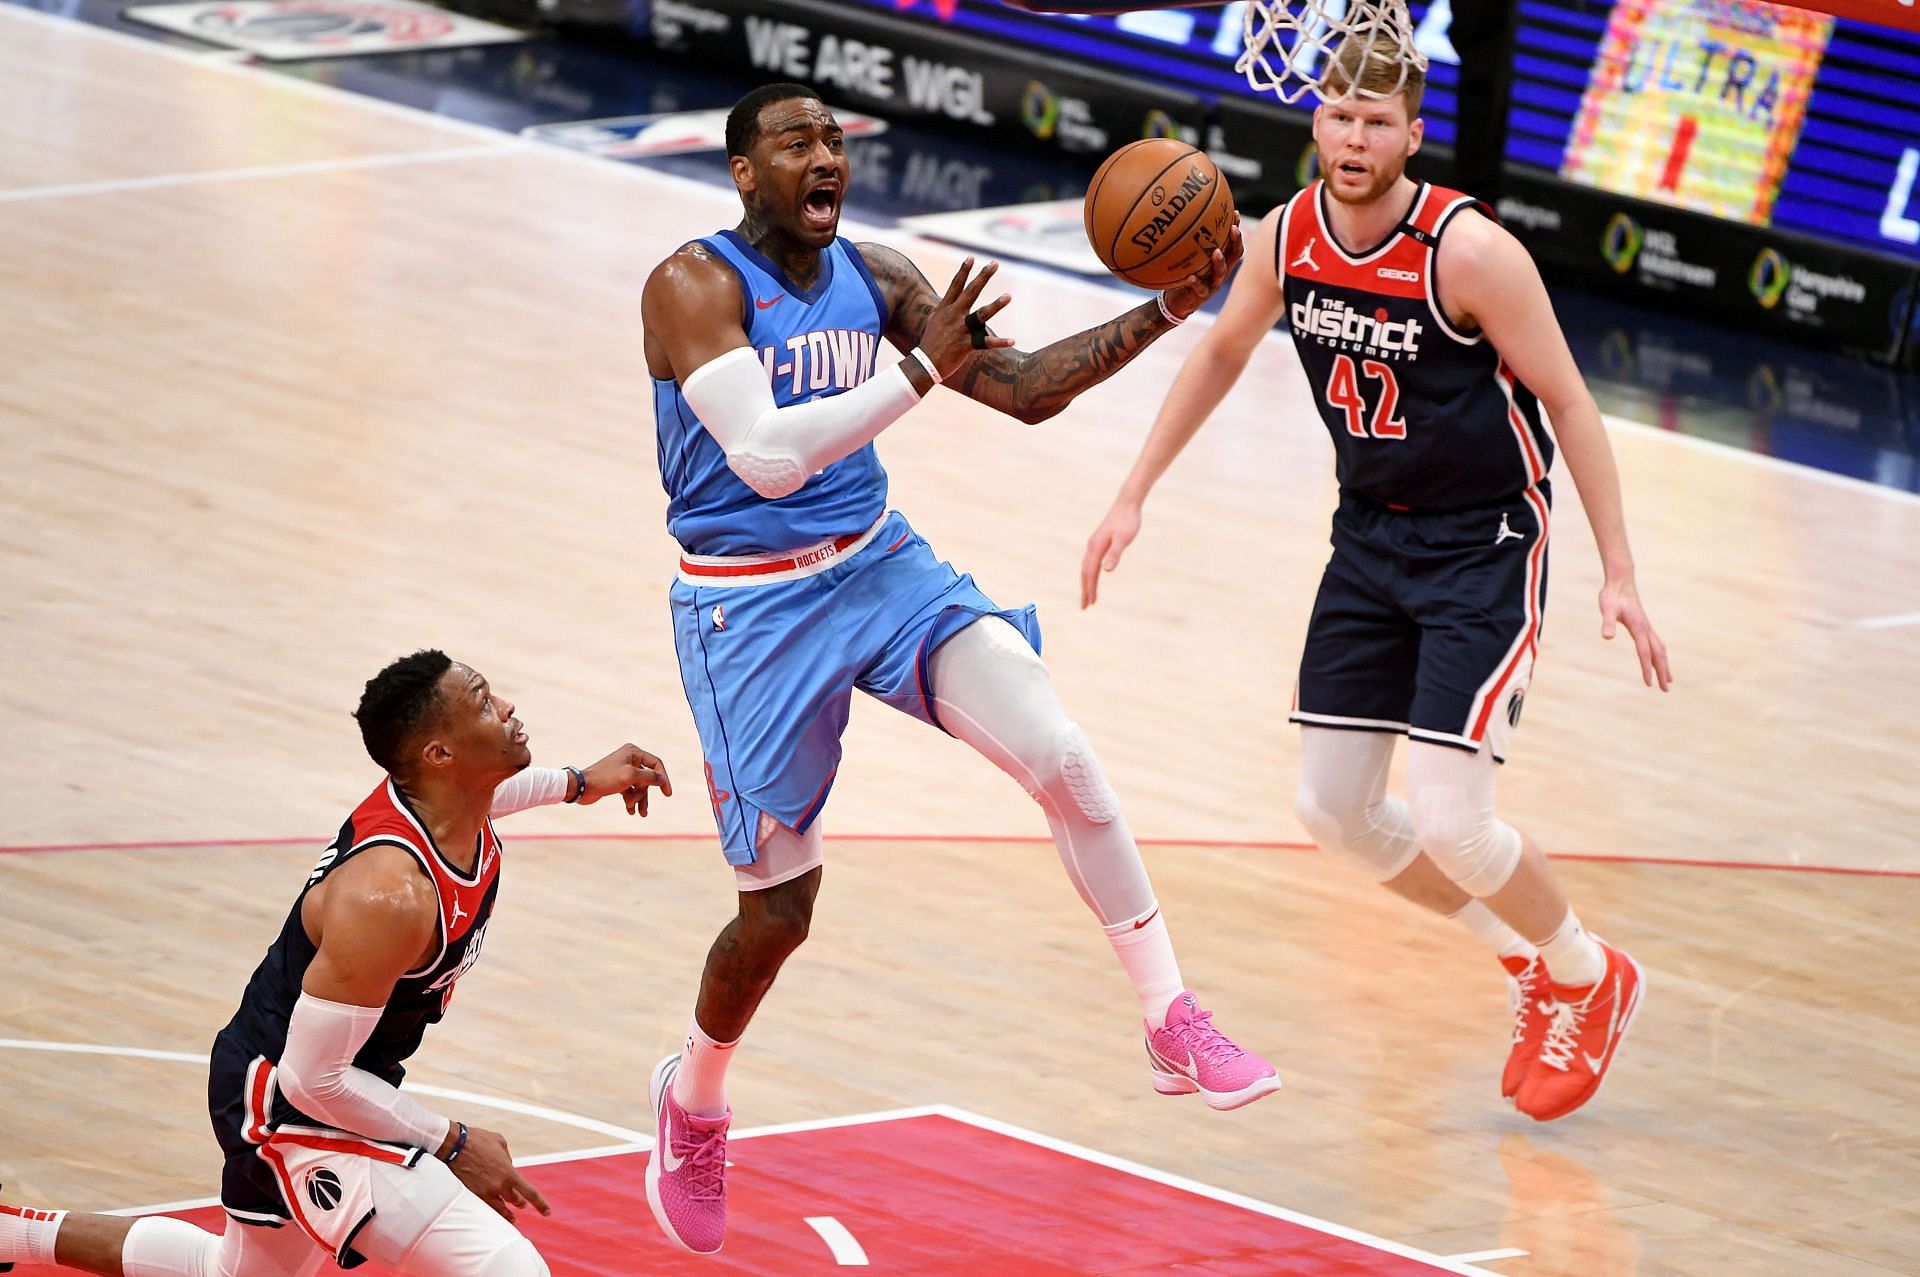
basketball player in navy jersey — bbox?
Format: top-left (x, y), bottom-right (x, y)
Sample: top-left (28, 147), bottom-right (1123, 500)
top-left (639, 81), bottom-right (1277, 1254)
top-left (1083, 40), bottom-right (1671, 1123)
top-left (1, 651), bottom-right (669, 1277)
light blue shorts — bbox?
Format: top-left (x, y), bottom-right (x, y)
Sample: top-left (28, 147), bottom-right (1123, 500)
top-left (670, 510), bottom-right (1040, 866)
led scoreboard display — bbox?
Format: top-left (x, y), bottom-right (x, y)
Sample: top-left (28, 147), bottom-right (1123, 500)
top-left (1508, 0), bottom-right (1920, 262)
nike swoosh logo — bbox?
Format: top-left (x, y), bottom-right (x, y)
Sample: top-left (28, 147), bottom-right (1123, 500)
top-left (1582, 973), bottom-right (1624, 1073)
top-left (755, 294), bottom-right (783, 309)
top-left (656, 1060), bottom-right (686, 1172)
top-left (1133, 908), bottom-right (1159, 930)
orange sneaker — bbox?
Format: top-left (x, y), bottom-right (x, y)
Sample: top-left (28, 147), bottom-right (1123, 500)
top-left (1515, 938), bottom-right (1645, 1122)
top-left (1500, 953), bottom-right (1552, 1101)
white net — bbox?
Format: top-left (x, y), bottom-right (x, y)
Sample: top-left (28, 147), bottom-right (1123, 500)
top-left (1235, 0), bottom-right (1428, 106)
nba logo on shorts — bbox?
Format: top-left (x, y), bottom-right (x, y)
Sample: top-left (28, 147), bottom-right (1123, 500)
top-left (305, 1166), bottom-right (344, 1212)
top-left (1506, 690), bottom-right (1525, 729)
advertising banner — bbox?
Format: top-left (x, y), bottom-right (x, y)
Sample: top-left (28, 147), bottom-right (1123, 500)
top-left (1499, 168), bottom-right (1917, 364)
top-left (127, 0), bottom-right (525, 59)
top-left (646, 0), bottom-right (1206, 162)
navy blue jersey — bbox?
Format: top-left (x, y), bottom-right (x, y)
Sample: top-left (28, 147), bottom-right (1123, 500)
top-left (1279, 181), bottom-right (1555, 511)
top-left (654, 231), bottom-right (893, 556)
top-left (214, 778), bottom-right (500, 1133)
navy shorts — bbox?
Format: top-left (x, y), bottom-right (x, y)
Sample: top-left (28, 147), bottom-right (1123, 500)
top-left (1290, 482), bottom-right (1550, 762)
top-left (671, 509), bottom-right (1039, 866)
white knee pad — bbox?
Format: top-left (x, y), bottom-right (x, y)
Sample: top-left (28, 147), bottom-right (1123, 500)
top-left (1292, 784), bottom-right (1421, 882)
top-left (477, 1236), bottom-right (549, 1277)
top-left (123, 1217), bottom-right (222, 1277)
top-left (1050, 722), bottom-right (1118, 825)
top-left (1408, 783), bottom-right (1522, 897)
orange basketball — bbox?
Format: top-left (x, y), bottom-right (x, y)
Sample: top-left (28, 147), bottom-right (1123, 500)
top-left (1083, 138), bottom-right (1236, 290)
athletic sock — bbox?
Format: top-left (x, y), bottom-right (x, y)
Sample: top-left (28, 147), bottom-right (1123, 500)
top-left (671, 1016), bottom-right (738, 1118)
top-left (1448, 899), bottom-right (1538, 962)
top-left (1103, 903), bottom-right (1185, 1030)
top-left (0, 1202), bottom-right (65, 1267)
top-left (1536, 908), bottom-right (1606, 988)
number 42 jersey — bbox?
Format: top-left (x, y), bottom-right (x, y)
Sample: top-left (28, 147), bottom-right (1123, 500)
top-left (1278, 181), bottom-right (1555, 511)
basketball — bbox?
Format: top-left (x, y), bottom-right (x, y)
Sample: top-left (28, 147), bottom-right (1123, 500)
top-left (1083, 138), bottom-right (1236, 290)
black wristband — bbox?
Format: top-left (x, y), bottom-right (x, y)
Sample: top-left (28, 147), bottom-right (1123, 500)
top-left (445, 1120), bottom-right (469, 1164)
top-left (564, 765), bottom-right (585, 803)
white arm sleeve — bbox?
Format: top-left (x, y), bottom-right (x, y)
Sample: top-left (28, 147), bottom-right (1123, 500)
top-left (681, 346), bottom-right (923, 499)
top-left (279, 993), bottom-right (451, 1151)
top-left (490, 766), bottom-right (569, 817)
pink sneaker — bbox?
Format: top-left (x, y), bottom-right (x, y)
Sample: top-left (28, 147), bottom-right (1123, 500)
top-left (1145, 992), bottom-right (1281, 1110)
top-left (644, 1054), bottom-right (730, 1254)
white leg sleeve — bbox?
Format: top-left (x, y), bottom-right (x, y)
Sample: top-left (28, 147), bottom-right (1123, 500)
top-left (121, 1218), bottom-right (220, 1277)
top-left (928, 617), bottom-right (1154, 926)
top-left (1405, 740), bottom-right (1523, 898)
top-left (123, 1216), bottom-right (325, 1277)
top-left (352, 1157), bottom-right (543, 1277)
top-left (1293, 727), bottom-right (1421, 881)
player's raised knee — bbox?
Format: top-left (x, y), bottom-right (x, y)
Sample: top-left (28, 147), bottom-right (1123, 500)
top-left (1053, 722), bottom-right (1119, 825)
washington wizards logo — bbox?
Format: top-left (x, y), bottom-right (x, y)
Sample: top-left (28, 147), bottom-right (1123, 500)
top-left (306, 1166), bottom-right (344, 1211)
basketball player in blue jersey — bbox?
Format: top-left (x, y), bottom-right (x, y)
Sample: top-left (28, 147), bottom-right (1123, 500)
top-left (1083, 39), bottom-right (1672, 1124)
top-left (639, 81), bottom-right (1279, 1255)
top-left (1, 651), bottom-right (670, 1277)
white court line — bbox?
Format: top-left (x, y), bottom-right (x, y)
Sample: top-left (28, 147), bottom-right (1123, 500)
top-left (82, 1109), bottom-right (945, 1216)
top-left (1444, 1248), bottom-right (1529, 1263)
top-left (0, 1038), bottom-right (650, 1143)
top-left (927, 1106), bottom-right (1506, 1277)
top-left (0, 142), bottom-right (521, 204)
top-left (13, 1073), bottom-right (1500, 1275)
top-left (1857, 611), bottom-right (1920, 629)
top-left (5, 0), bottom-right (1918, 516)
top-left (804, 1216), bottom-right (871, 1265)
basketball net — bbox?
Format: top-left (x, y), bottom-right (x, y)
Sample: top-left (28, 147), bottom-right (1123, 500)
top-left (1236, 0), bottom-right (1428, 106)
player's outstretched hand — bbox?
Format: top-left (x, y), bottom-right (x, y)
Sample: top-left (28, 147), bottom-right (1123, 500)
top-left (449, 1125), bottom-right (551, 1222)
top-left (1080, 497), bottom-right (1143, 608)
top-left (920, 256), bottom-right (1014, 379)
top-left (1599, 575), bottom-right (1671, 691)
top-left (1161, 215), bottom-right (1244, 321)
top-left (581, 744), bottom-right (673, 816)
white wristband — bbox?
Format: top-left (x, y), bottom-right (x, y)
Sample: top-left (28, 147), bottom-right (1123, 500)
top-left (908, 347), bottom-right (943, 385)
top-left (1157, 294), bottom-right (1187, 326)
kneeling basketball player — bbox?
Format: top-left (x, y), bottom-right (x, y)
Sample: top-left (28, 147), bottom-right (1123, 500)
top-left (1083, 40), bottom-right (1671, 1121)
top-left (1, 650), bottom-right (670, 1277)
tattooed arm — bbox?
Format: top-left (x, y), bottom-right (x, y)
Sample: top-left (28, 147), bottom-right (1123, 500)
top-left (857, 223), bottom-right (1241, 425)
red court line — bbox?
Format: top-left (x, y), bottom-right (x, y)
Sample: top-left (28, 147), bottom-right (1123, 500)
top-left (1, 831), bottom-right (1914, 878)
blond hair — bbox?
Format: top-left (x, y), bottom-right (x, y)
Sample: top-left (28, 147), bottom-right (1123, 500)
top-left (1318, 33), bottom-right (1425, 116)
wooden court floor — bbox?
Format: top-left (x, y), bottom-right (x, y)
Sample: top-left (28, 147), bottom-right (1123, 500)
top-left (2, 8), bottom-right (1917, 1274)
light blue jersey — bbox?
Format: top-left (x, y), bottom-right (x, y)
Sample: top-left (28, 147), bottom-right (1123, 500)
top-left (657, 229), bottom-right (1041, 871)
top-left (654, 230), bottom-right (892, 555)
